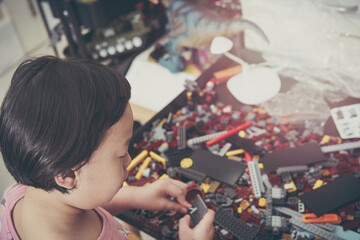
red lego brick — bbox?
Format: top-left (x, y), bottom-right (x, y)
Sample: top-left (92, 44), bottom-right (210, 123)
top-left (266, 173), bottom-right (281, 186)
top-left (343, 220), bottom-right (360, 231)
top-left (240, 210), bottom-right (261, 226)
top-left (128, 177), bottom-right (155, 186)
top-left (235, 186), bottom-right (251, 199)
top-left (145, 140), bottom-right (164, 151)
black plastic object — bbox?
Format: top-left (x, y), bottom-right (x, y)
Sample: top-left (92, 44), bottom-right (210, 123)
top-left (261, 143), bottom-right (326, 173)
top-left (189, 194), bottom-right (207, 228)
top-left (215, 208), bottom-right (259, 240)
top-left (49, 0), bottom-right (141, 29)
top-left (76, 1), bottom-right (136, 28)
top-left (299, 174), bottom-right (360, 216)
top-left (189, 149), bottom-right (247, 187)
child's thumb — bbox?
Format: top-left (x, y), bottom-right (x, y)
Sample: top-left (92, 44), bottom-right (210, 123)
top-left (179, 214), bottom-right (191, 229)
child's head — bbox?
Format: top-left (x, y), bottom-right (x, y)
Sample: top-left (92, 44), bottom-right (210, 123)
top-left (0, 56), bottom-right (131, 197)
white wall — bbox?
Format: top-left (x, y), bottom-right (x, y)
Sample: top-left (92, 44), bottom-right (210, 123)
top-left (0, 0), bottom-right (57, 195)
top-left (0, 4), bottom-right (25, 76)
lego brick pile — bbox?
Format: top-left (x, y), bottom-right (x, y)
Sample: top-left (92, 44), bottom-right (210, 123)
top-left (120, 78), bottom-right (360, 240)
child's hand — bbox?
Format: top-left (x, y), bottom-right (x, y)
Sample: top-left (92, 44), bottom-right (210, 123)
top-left (179, 209), bottom-right (215, 240)
top-left (137, 178), bottom-right (191, 213)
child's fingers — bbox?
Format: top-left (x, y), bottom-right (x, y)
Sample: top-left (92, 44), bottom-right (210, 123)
top-left (179, 215), bottom-right (192, 240)
top-left (164, 180), bottom-right (191, 208)
top-left (168, 178), bottom-right (188, 192)
top-left (164, 198), bottom-right (188, 213)
top-left (179, 214), bottom-right (191, 229)
top-left (196, 209), bottom-right (215, 230)
top-left (170, 180), bottom-right (192, 208)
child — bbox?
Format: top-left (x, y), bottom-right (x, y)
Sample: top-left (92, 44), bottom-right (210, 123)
top-left (0, 56), bottom-right (214, 240)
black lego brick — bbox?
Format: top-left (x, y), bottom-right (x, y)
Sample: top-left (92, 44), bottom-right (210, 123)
top-left (228, 135), bottom-right (266, 155)
top-left (299, 174), bottom-right (360, 216)
top-left (214, 208), bottom-right (259, 240)
top-left (261, 143), bottom-right (326, 173)
top-left (189, 149), bottom-right (247, 187)
top-left (166, 148), bottom-right (194, 167)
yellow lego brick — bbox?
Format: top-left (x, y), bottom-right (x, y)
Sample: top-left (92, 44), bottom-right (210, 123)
top-left (225, 149), bottom-right (244, 157)
top-left (128, 233), bottom-right (141, 240)
top-left (227, 155), bottom-right (243, 162)
top-left (159, 174), bottom-right (169, 179)
top-left (184, 62), bottom-right (202, 77)
top-left (201, 182), bottom-right (210, 193)
top-left (258, 163), bottom-right (264, 171)
top-left (127, 150), bottom-right (148, 171)
top-left (157, 118), bottom-right (167, 127)
top-left (312, 179), bottom-right (324, 189)
top-left (258, 198), bottom-right (267, 207)
top-left (237, 207), bottom-right (243, 214)
top-left (135, 156), bottom-right (152, 180)
top-left (149, 151), bottom-right (166, 166)
top-left (208, 181), bottom-right (220, 193)
top-left (180, 158), bottom-right (193, 168)
top-left (240, 200), bottom-right (250, 210)
top-left (252, 107), bottom-right (266, 114)
top-left (321, 135), bottom-right (330, 144)
top-left (284, 181), bottom-right (297, 193)
top-left (238, 130), bottom-right (246, 138)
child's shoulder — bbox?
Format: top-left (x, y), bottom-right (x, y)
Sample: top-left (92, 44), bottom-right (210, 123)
top-left (95, 207), bottom-right (132, 240)
top-left (2, 183), bottom-right (25, 198)
top-left (1, 183), bottom-right (25, 209)
top-left (1, 183), bottom-right (25, 240)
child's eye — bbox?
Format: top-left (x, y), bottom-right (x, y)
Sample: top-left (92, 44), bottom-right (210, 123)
top-left (118, 153), bottom-right (128, 159)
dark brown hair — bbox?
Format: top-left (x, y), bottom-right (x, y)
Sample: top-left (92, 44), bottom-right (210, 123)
top-left (0, 56), bottom-right (131, 193)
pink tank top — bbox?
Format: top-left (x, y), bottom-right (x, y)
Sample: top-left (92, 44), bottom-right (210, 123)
top-left (0, 184), bottom-right (130, 240)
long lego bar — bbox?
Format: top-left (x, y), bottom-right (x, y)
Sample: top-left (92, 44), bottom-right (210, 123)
top-left (205, 121), bottom-right (253, 147)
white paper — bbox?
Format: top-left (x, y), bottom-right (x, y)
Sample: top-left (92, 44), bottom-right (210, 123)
top-left (126, 45), bottom-right (196, 112)
top-left (330, 103), bottom-right (360, 139)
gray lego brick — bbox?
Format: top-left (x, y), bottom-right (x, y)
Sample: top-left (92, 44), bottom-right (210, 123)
top-left (321, 141), bottom-right (360, 153)
top-left (177, 167), bottom-right (206, 182)
top-left (274, 206), bottom-right (336, 232)
top-left (215, 208), bottom-right (259, 240)
top-left (189, 194), bottom-right (207, 228)
top-left (289, 217), bottom-right (344, 240)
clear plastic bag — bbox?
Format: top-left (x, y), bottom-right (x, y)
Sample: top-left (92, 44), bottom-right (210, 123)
top-left (245, 0), bottom-right (360, 126)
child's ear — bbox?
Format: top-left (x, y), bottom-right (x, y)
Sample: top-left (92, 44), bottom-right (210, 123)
top-left (54, 170), bottom-right (77, 190)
